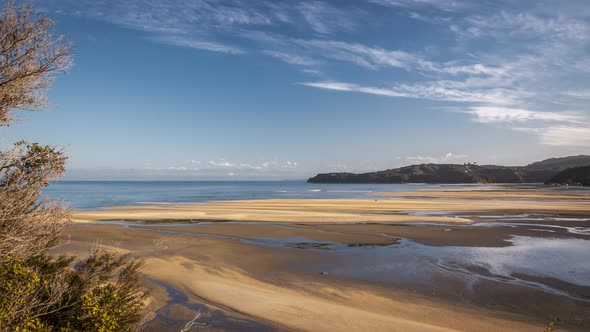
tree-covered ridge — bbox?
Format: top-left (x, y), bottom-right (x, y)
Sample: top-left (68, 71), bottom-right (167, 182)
top-left (547, 165), bottom-right (590, 186)
top-left (308, 156), bottom-right (590, 184)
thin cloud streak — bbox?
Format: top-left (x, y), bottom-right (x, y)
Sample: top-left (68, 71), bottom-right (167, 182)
top-left (296, 1), bottom-right (356, 34)
top-left (464, 107), bottom-right (583, 124)
top-left (263, 50), bottom-right (319, 66)
top-left (300, 82), bottom-right (408, 98)
top-left (515, 126), bottom-right (590, 147)
top-left (301, 81), bottom-right (523, 104)
top-left (368, 0), bottom-right (469, 12)
top-left (152, 35), bottom-right (244, 54)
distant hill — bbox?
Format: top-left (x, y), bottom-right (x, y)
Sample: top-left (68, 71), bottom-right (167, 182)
top-left (524, 155), bottom-right (590, 183)
top-left (307, 156), bottom-right (590, 184)
top-left (546, 165), bottom-right (590, 186)
top-left (526, 155), bottom-right (590, 170)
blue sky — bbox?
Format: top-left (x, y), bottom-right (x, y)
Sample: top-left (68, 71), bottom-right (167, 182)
top-left (2, 0), bottom-right (590, 180)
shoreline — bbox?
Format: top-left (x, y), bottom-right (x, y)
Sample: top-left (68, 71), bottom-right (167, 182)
top-left (54, 188), bottom-right (590, 331)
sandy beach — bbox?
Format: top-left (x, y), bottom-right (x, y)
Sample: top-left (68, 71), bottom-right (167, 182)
top-left (73, 188), bottom-right (590, 224)
top-left (55, 188), bottom-right (590, 331)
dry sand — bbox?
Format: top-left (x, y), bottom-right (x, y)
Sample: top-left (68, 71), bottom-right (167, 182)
top-left (73, 188), bottom-right (590, 224)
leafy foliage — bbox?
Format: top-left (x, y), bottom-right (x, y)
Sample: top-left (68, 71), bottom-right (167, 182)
top-left (0, 252), bottom-right (145, 332)
top-left (0, 141), bottom-right (68, 259)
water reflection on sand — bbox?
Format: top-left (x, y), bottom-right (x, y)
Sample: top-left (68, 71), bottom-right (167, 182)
top-left (306, 235), bottom-right (589, 302)
top-left (92, 217), bottom-right (590, 302)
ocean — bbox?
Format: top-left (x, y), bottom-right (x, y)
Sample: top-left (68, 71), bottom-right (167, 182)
top-left (42, 180), bottom-right (499, 209)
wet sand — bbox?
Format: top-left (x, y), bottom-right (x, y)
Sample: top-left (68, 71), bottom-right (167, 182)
top-left (57, 223), bottom-right (585, 332)
top-left (54, 188), bottom-right (590, 331)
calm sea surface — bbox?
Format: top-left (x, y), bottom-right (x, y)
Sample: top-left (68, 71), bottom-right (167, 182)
top-left (43, 181), bottom-right (504, 209)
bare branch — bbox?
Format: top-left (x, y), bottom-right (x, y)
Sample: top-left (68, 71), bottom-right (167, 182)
top-left (0, 0), bottom-right (72, 126)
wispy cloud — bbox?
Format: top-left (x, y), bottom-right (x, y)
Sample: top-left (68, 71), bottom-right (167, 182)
top-left (369, 0), bottom-right (468, 12)
top-left (301, 81), bottom-right (523, 104)
top-left (296, 1), bottom-right (356, 34)
top-left (139, 158), bottom-right (303, 180)
top-left (209, 160), bottom-right (236, 167)
top-left (561, 89), bottom-right (590, 99)
top-left (401, 152), bottom-right (468, 164)
top-left (406, 11), bottom-right (451, 24)
top-left (464, 107), bottom-right (583, 124)
top-left (263, 50), bottom-right (319, 66)
top-left (300, 82), bottom-right (407, 97)
top-left (538, 126), bottom-right (590, 147)
top-left (458, 12), bottom-right (590, 42)
top-left (293, 39), bottom-right (438, 71)
top-left (44, 0), bottom-right (358, 49)
top-left (515, 126), bottom-right (590, 147)
top-left (199, 159), bottom-right (298, 171)
top-left (152, 35), bottom-right (243, 54)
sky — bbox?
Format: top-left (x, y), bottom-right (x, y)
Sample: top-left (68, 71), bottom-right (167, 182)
top-left (2, 0), bottom-right (590, 180)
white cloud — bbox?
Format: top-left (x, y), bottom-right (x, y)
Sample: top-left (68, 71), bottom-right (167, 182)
top-left (44, 0), bottom-right (358, 53)
top-left (369, 0), bottom-right (468, 12)
top-left (167, 166), bottom-right (188, 171)
top-left (406, 12), bottom-right (451, 24)
top-left (460, 12), bottom-right (590, 42)
top-left (294, 39), bottom-right (438, 71)
top-left (301, 82), bottom-right (408, 97)
top-left (195, 159), bottom-right (300, 170)
top-left (262, 50), bottom-right (319, 66)
top-left (515, 126), bottom-right (590, 147)
top-left (561, 89), bottom-right (590, 99)
top-left (301, 81), bottom-right (522, 104)
top-left (403, 152), bottom-right (468, 164)
top-left (464, 107), bottom-right (582, 124)
top-left (290, 39), bottom-right (512, 77)
top-left (296, 1), bottom-right (355, 34)
top-left (301, 68), bottom-right (321, 75)
top-left (152, 35), bottom-right (243, 54)
top-left (153, 159), bottom-right (304, 179)
top-left (209, 161), bottom-right (235, 167)
top-left (393, 82), bottom-right (522, 104)
top-left (248, 34), bottom-right (480, 76)
top-left (539, 126), bottom-right (590, 147)
top-left (441, 63), bottom-right (507, 76)
top-left (106, 0), bottom-right (275, 31)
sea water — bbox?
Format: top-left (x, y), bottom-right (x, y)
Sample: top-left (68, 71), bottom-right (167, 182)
top-left (43, 180), bottom-right (504, 209)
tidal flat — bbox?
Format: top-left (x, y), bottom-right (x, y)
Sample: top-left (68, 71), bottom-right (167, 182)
top-left (53, 187), bottom-right (590, 331)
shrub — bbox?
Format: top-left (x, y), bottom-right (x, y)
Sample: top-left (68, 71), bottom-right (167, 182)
top-left (0, 252), bottom-right (145, 332)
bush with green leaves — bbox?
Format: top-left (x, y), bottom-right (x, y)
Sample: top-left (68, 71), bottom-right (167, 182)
top-left (0, 253), bottom-right (145, 332)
